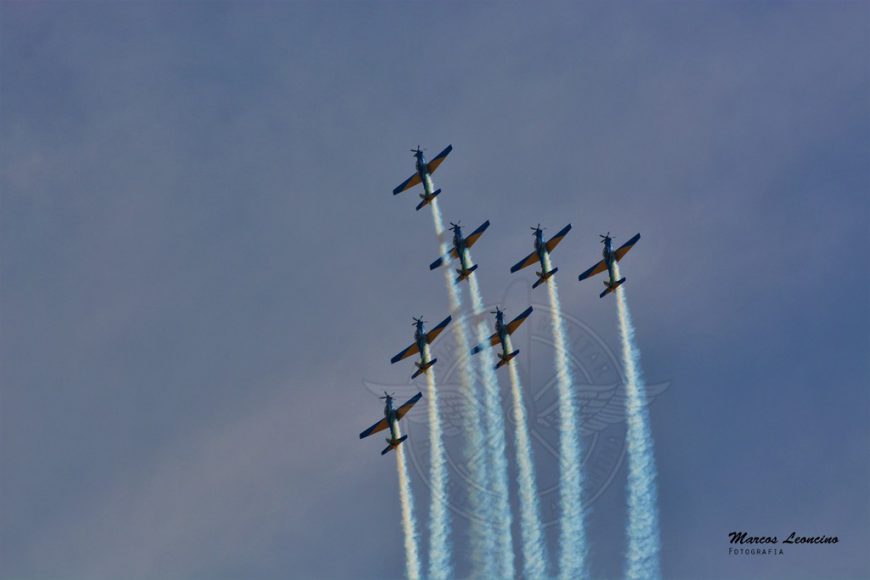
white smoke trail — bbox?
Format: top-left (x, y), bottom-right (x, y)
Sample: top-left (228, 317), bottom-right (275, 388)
top-left (613, 263), bottom-right (661, 580)
top-left (506, 359), bottom-right (549, 579)
top-left (544, 258), bottom-right (589, 580)
top-left (396, 426), bottom-right (423, 580)
top-left (424, 366), bottom-right (451, 580)
top-left (423, 173), bottom-right (436, 197)
top-left (467, 270), bottom-right (515, 580)
top-left (429, 199), bottom-right (495, 578)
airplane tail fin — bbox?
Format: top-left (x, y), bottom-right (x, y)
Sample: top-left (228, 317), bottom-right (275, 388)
top-left (599, 277), bottom-right (626, 298)
top-left (495, 349), bottom-right (520, 369)
top-left (381, 435), bottom-right (409, 455)
top-left (416, 189), bottom-right (442, 211)
top-left (532, 267), bottom-right (559, 289)
top-left (455, 264), bottom-right (478, 283)
top-left (411, 358), bottom-right (438, 379)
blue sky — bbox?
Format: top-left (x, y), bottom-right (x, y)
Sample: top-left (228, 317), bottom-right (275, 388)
top-left (2, 2), bottom-right (868, 579)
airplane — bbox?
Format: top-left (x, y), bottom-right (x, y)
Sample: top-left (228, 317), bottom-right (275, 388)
top-left (470, 306), bottom-right (534, 369)
top-left (577, 232), bottom-right (641, 298)
top-left (430, 220), bottom-right (491, 283)
top-left (509, 223), bottom-right (572, 288)
top-left (359, 391), bottom-right (423, 455)
top-left (391, 315), bottom-right (452, 379)
top-left (392, 145), bottom-right (453, 211)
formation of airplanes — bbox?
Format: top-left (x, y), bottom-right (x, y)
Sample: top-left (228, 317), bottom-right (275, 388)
top-left (361, 144), bottom-right (643, 454)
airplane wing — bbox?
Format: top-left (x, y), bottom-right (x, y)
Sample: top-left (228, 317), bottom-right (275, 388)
top-left (395, 392), bottom-right (423, 421)
top-left (510, 251), bottom-right (538, 273)
top-left (425, 315), bottom-right (452, 344)
top-left (545, 224), bottom-right (572, 253)
top-left (470, 332), bottom-right (501, 355)
top-left (429, 247), bottom-right (460, 270)
top-left (359, 417), bottom-right (390, 439)
top-left (391, 342), bottom-right (420, 364)
top-left (463, 220), bottom-right (490, 249)
top-left (505, 306), bottom-right (534, 335)
top-left (393, 172), bottom-right (422, 195)
top-left (425, 145), bottom-right (453, 175)
top-left (614, 233), bottom-right (641, 261)
top-left (577, 259), bottom-right (608, 282)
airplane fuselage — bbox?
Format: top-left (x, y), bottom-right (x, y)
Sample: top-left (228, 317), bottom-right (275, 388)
top-left (533, 230), bottom-right (548, 267)
top-left (414, 323), bottom-right (432, 367)
top-left (535, 230), bottom-right (550, 272)
top-left (452, 227), bottom-right (474, 272)
top-left (414, 154), bottom-right (437, 196)
top-left (414, 152), bottom-right (426, 175)
top-left (602, 237), bottom-right (619, 285)
top-left (388, 413), bottom-right (401, 441)
top-left (495, 314), bottom-right (512, 357)
top-left (381, 396), bottom-right (402, 444)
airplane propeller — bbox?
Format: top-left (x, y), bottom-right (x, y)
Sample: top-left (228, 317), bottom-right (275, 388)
top-left (379, 391), bottom-right (395, 400)
top-left (600, 232), bottom-right (612, 243)
top-left (410, 145), bottom-right (425, 155)
top-left (530, 223), bottom-right (545, 233)
top-left (449, 221), bottom-right (462, 232)
top-left (412, 316), bottom-right (427, 326)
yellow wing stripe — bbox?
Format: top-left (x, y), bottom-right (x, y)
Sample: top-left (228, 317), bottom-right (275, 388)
top-left (426, 145), bottom-right (453, 175)
top-left (359, 417), bottom-right (389, 439)
top-left (427, 156), bottom-right (446, 174)
top-left (505, 319), bottom-right (525, 335)
top-left (391, 342), bottom-right (420, 364)
top-left (393, 172), bottom-right (422, 194)
top-left (505, 306), bottom-right (534, 335)
top-left (511, 251), bottom-right (538, 273)
top-left (614, 233), bottom-right (641, 261)
top-left (545, 224), bottom-right (572, 253)
top-left (425, 316), bottom-right (452, 344)
top-left (578, 260), bottom-right (608, 281)
top-left (395, 392), bottom-right (423, 421)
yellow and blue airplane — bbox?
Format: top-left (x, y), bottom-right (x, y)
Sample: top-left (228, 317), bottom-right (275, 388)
top-left (577, 232), bottom-right (641, 298)
top-left (392, 145), bottom-right (453, 211)
top-left (359, 392), bottom-right (423, 456)
top-left (470, 306), bottom-right (534, 369)
top-left (391, 315), bottom-right (452, 379)
top-left (510, 223), bottom-right (573, 289)
top-left (430, 220), bottom-right (490, 283)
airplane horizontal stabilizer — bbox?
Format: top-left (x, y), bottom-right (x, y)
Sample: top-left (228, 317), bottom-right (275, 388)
top-left (455, 264), bottom-right (478, 283)
top-left (411, 358), bottom-right (437, 379)
top-left (381, 435), bottom-right (408, 455)
top-left (416, 189), bottom-right (441, 211)
top-left (599, 278), bottom-right (626, 298)
top-left (495, 350), bottom-right (520, 369)
top-left (532, 267), bottom-right (558, 289)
